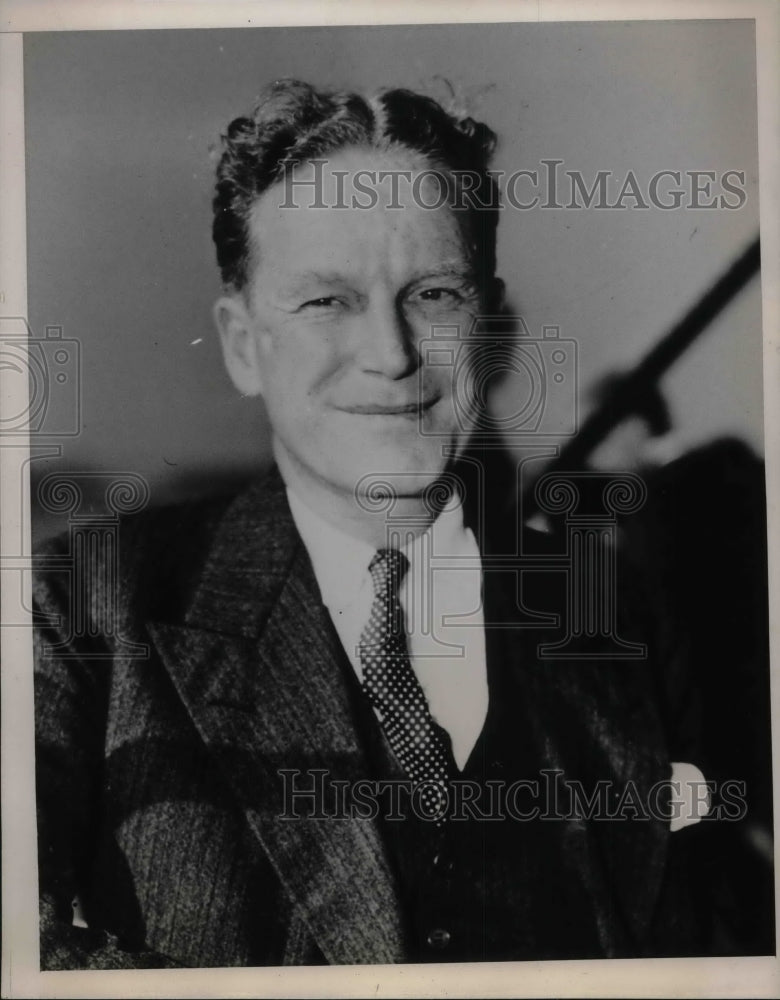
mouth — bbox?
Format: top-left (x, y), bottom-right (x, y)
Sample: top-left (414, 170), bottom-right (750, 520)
top-left (338, 397), bottom-right (440, 416)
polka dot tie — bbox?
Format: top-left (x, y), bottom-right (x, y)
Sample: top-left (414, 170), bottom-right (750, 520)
top-left (358, 548), bottom-right (454, 822)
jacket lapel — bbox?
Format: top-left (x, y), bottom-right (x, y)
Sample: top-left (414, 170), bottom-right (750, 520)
top-left (146, 469), bottom-right (406, 965)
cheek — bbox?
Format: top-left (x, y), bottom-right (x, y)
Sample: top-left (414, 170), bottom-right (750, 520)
top-left (260, 332), bottom-right (342, 414)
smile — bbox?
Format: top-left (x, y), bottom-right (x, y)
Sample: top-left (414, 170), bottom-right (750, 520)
top-left (338, 398), bottom-right (440, 416)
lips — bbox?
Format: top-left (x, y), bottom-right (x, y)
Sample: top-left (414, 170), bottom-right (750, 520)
top-left (337, 396), bottom-right (440, 415)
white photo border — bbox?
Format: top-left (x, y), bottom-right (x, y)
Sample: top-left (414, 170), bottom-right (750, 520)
top-left (1, 2), bottom-right (778, 997)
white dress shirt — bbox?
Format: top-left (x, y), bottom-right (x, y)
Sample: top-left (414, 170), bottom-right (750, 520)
top-left (287, 488), bottom-right (488, 770)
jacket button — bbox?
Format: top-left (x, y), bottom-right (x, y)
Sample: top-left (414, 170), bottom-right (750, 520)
top-left (427, 927), bottom-right (451, 949)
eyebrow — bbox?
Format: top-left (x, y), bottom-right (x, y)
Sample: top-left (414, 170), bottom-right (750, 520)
top-left (271, 272), bottom-right (355, 299)
top-left (276, 262), bottom-right (477, 297)
top-left (412, 263), bottom-right (477, 280)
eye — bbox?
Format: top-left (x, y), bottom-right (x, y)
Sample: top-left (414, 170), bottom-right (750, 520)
top-left (417, 287), bottom-right (462, 303)
top-left (299, 296), bottom-right (341, 310)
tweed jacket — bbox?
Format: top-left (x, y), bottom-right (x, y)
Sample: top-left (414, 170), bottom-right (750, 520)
top-left (34, 464), bottom-right (733, 969)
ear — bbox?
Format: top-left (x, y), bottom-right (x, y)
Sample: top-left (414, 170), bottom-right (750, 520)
top-left (213, 293), bottom-right (266, 397)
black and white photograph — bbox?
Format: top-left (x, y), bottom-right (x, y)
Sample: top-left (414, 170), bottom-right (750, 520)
top-left (1, 2), bottom-right (778, 996)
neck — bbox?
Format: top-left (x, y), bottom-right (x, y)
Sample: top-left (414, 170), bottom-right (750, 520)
top-left (275, 451), bottom-right (443, 549)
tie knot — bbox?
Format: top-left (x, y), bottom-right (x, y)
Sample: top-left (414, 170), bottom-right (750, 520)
top-left (367, 548), bottom-right (409, 597)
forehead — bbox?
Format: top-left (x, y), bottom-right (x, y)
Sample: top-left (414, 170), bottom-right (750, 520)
top-left (245, 146), bottom-right (472, 286)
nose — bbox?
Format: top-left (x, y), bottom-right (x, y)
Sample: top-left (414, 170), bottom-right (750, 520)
top-left (356, 295), bottom-right (419, 380)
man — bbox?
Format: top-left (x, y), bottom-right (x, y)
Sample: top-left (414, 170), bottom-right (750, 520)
top-left (33, 79), bottom-right (771, 969)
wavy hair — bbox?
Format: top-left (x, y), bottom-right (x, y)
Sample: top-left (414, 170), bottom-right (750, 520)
top-left (212, 78), bottom-right (499, 291)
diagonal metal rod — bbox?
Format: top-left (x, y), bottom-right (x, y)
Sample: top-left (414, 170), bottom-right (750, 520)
top-left (522, 234), bottom-right (761, 510)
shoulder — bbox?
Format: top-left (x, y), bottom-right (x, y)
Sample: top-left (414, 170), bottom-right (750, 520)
top-left (32, 471), bottom-right (278, 626)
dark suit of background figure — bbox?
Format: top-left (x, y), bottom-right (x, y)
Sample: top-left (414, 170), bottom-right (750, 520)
top-left (619, 437), bottom-right (775, 955)
top-left (33, 459), bottom-right (770, 969)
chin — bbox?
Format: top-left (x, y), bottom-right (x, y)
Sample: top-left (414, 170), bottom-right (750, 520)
top-left (338, 446), bottom-right (456, 501)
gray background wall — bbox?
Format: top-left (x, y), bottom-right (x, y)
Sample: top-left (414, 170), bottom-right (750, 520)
top-left (23, 20), bottom-right (762, 515)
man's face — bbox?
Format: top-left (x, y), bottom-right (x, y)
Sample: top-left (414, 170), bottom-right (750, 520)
top-left (216, 146), bottom-right (485, 507)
